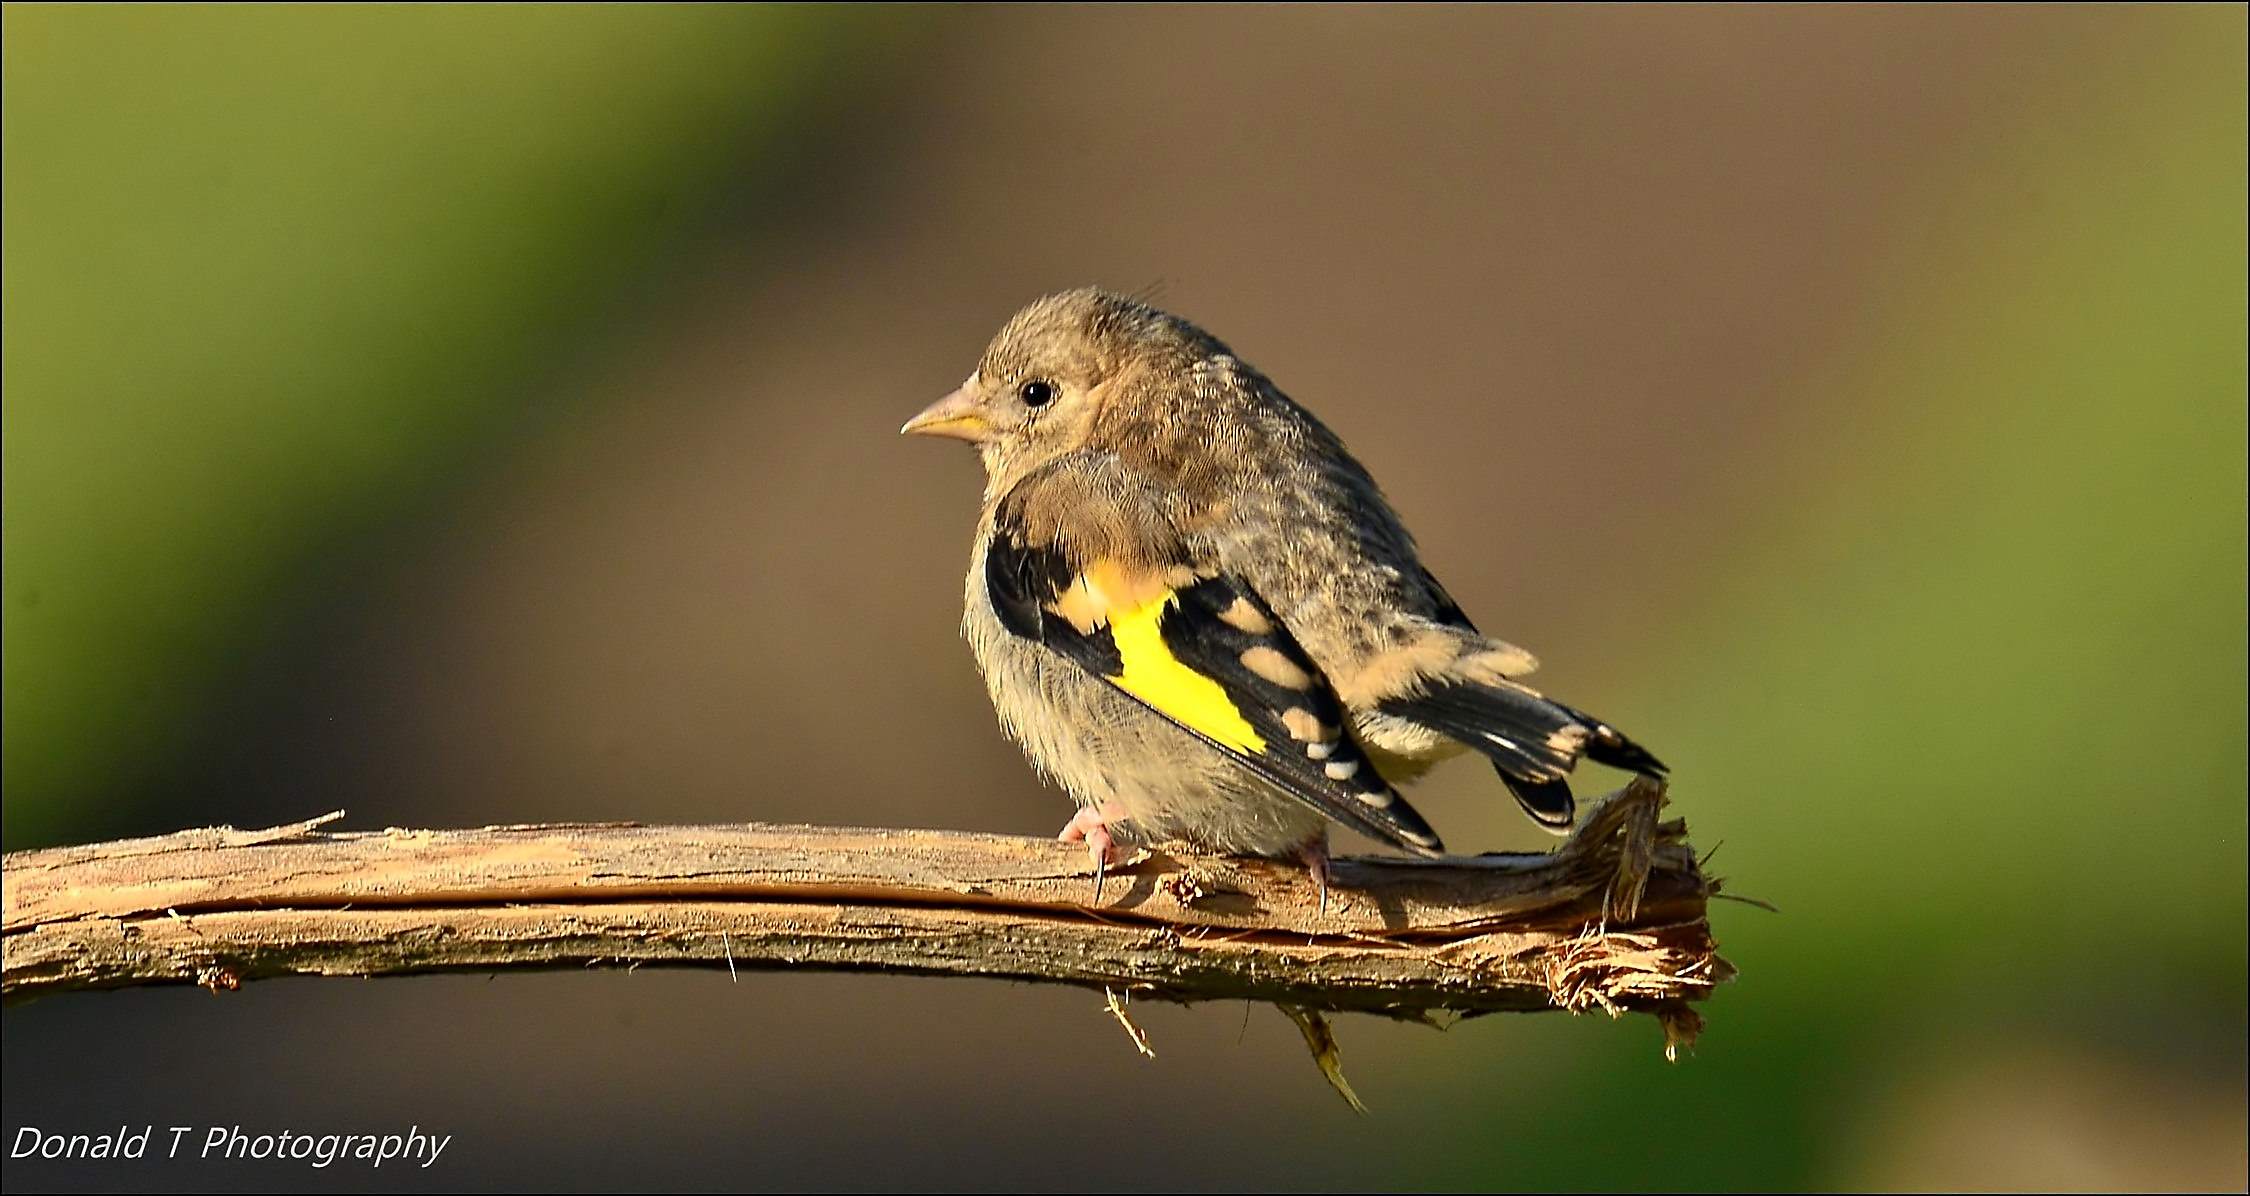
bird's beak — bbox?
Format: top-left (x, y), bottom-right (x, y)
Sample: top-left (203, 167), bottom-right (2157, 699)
top-left (900, 382), bottom-right (991, 442)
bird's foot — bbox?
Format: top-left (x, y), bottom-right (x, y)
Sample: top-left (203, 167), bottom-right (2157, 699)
top-left (1299, 838), bottom-right (1333, 917)
top-left (1058, 804), bottom-right (1130, 902)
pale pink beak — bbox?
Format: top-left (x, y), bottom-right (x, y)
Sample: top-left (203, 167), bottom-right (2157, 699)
top-left (899, 381), bottom-right (991, 443)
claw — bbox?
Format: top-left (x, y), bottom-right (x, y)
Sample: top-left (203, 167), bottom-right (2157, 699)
top-left (1086, 821), bottom-right (1123, 903)
top-left (1299, 838), bottom-right (1333, 917)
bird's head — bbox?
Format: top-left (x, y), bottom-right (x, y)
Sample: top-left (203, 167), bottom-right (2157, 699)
top-left (902, 288), bottom-right (1227, 493)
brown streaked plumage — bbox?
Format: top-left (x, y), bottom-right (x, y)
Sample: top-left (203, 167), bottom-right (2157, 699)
top-left (903, 288), bottom-right (1665, 879)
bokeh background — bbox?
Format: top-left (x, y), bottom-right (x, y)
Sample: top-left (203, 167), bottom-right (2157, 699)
top-left (5, 5), bottom-right (2244, 1191)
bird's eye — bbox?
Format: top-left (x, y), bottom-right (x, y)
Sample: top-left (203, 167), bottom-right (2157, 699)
top-left (1018, 380), bottom-right (1057, 408)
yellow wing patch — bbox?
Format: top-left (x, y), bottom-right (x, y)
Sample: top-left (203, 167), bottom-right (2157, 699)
top-left (1104, 591), bottom-right (1266, 755)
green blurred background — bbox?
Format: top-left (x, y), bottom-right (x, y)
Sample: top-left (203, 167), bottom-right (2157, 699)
top-left (4, 5), bottom-right (2243, 1191)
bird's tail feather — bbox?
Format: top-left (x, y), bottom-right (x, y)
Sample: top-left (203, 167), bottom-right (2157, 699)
top-left (1498, 773), bottom-right (1577, 832)
top-left (1379, 682), bottom-right (1665, 830)
top-left (1553, 699), bottom-right (1668, 776)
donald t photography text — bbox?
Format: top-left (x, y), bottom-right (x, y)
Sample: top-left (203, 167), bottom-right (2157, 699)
top-left (10, 1125), bottom-right (452, 1170)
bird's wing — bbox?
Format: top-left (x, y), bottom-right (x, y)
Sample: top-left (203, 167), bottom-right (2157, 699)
top-left (983, 492), bottom-right (1445, 857)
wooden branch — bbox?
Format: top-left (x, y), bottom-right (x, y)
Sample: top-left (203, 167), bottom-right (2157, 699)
top-left (2, 779), bottom-right (1730, 1048)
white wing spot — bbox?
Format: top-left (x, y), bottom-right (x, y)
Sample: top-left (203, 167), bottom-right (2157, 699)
top-left (1217, 597), bottom-right (1274, 635)
top-left (1324, 759), bottom-right (1360, 781)
top-left (1355, 789), bottom-right (1394, 808)
top-left (1547, 725), bottom-right (1591, 755)
top-left (1239, 646), bottom-right (1314, 691)
top-left (1305, 741), bottom-right (1333, 760)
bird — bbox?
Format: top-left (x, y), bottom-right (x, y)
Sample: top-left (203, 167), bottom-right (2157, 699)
top-left (901, 288), bottom-right (1664, 895)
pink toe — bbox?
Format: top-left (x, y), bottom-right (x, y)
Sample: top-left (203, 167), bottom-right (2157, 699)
top-left (1057, 806), bottom-right (1102, 843)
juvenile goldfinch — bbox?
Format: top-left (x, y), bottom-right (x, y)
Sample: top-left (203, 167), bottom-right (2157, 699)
top-left (903, 288), bottom-right (1664, 884)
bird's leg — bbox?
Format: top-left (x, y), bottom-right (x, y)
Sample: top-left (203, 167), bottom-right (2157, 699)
top-left (1057, 803), bottom-right (1129, 902)
top-left (1298, 836), bottom-right (1333, 917)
